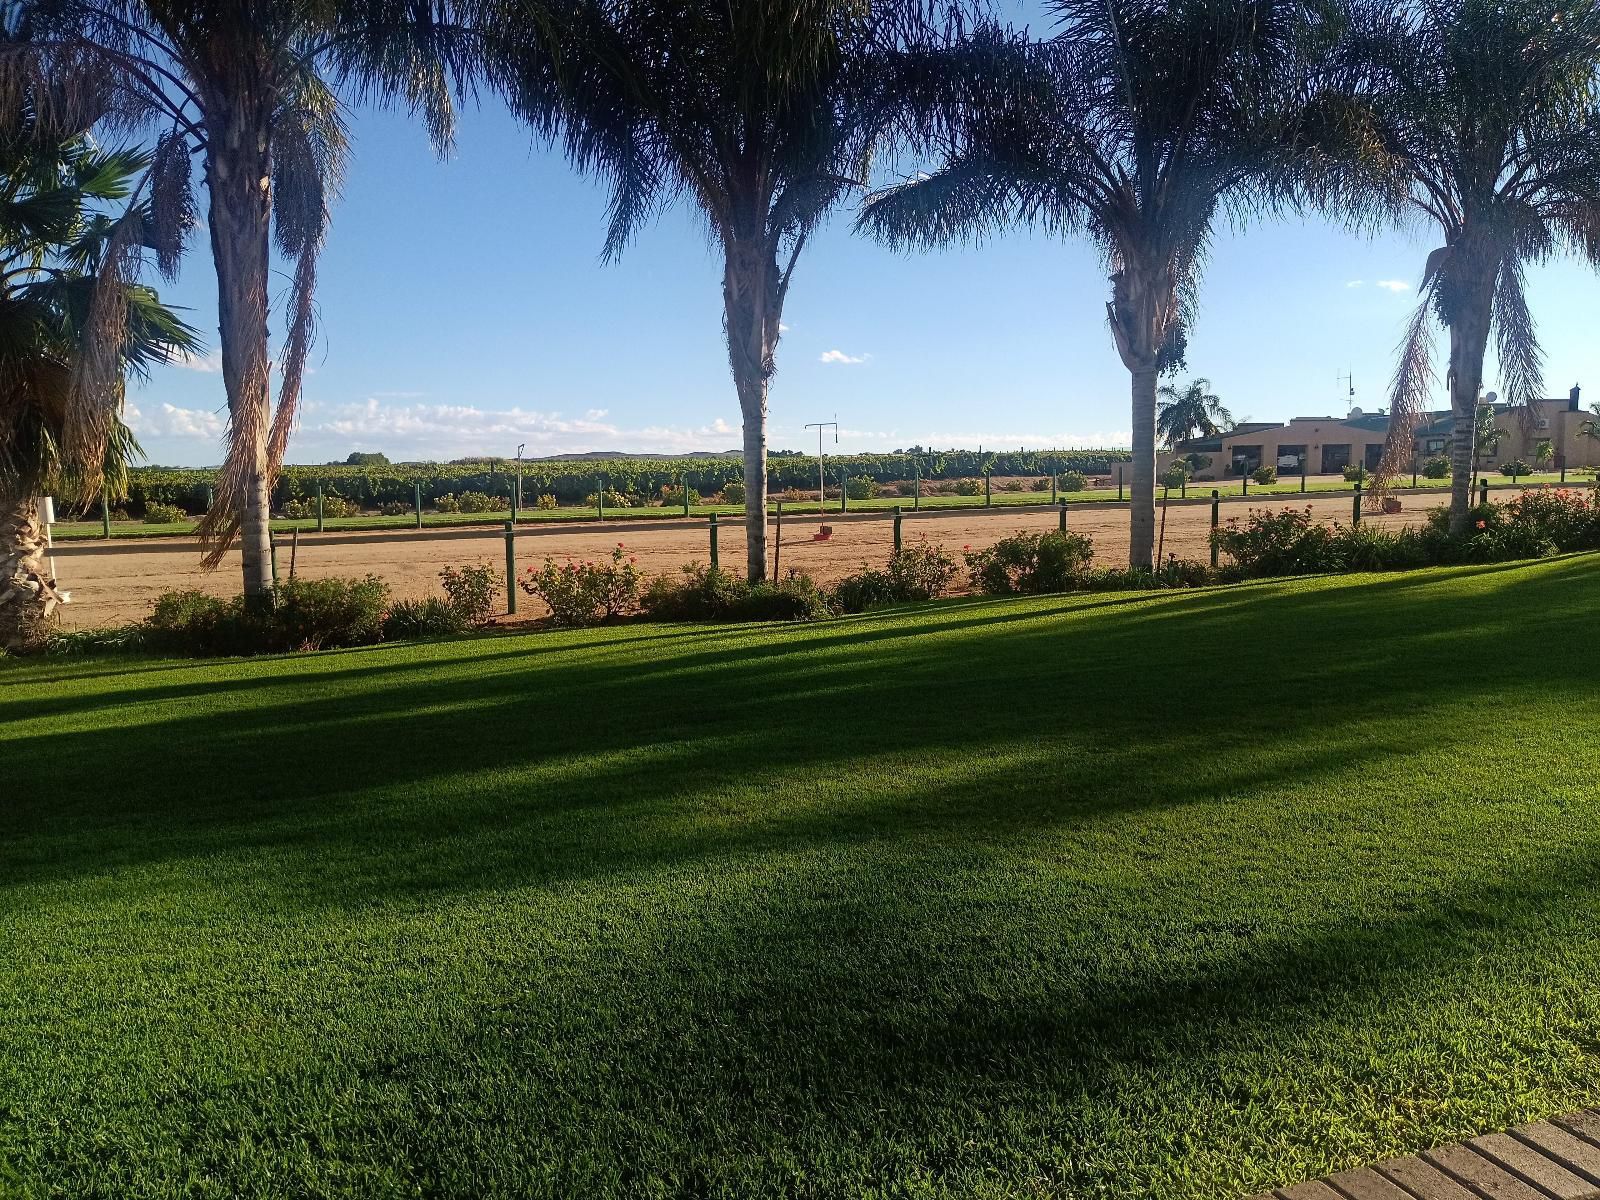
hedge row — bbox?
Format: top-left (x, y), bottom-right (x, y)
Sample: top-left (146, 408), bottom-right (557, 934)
top-left (122, 450), bottom-right (1133, 514)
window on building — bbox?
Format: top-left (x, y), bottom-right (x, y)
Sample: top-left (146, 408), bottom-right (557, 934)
top-left (1321, 444), bottom-right (1352, 474)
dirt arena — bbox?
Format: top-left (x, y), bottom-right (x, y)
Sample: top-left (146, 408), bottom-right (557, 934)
top-left (49, 491), bottom-right (1437, 627)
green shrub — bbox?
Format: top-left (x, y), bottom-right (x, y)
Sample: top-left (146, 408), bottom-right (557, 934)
top-left (641, 563), bottom-right (750, 620)
top-left (720, 480), bottom-right (746, 505)
top-left (1061, 470), bottom-right (1089, 492)
top-left (381, 598), bottom-right (467, 641)
top-left (143, 502), bottom-right (187, 524)
top-left (438, 562), bottom-right (501, 626)
top-left (1161, 465), bottom-right (1189, 490)
top-left (1251, 465), bottom-right (1278, 485)
top-left (520, 545), bottom-right (642, 625)
top-left (1499, 459), bottom-right (1533, 477)
top-left (434, 493), bottom-right (462, 513)
top-left (641, 563), bottom-right (829, 622)
top-left (741, 573), bottom-right (832, 621)
top-left (953, 478), bottom-right (984, 496)
top-left (144, 576), bottom-right (390, 656)
top-left (1342, 464), bottom-right (1368, 483)
top-left (887, 540), bottom-right (958, 600)
top-left (845, 475), bottom-right (878, 500)
top-left (895, 479), bottom-right (921, 497)
top-left (580, 489), bottom-right (631, 509)
top-left (272, 575), bottom-right (390, 650)
top-left (457, 491), bottom-right (504, 514)
top-left (144, 590), bottom-right (248, 656)
top-left (1211, 506), bottom-right (1339, 575)
top-left (535, 493), bottom-right (558, 510)
top-left (831, 567), bottom-right (898, 613)
top-left (1030, 477), bottom-right (1051, 492)
top-left (1423, 455), bottom-right (1451, 479)
top-left (965, 531), bottom-right (1095, 595)
top-left (379, 499), bottom-right (410, 516)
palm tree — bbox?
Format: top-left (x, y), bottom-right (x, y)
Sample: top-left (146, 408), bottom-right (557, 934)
top-left (1156, 377), bottom-right (1232, 447)
top-left (10, 1), bottom-right (478, 598)
top-left (1346, 0), bottom-right (1600, 531)
top-left (492, 0), bottom-right (955, 582)
top-left (859, 2), bottom-right (1322, 568)
top-left (0, 117), bottom-right (198, 651)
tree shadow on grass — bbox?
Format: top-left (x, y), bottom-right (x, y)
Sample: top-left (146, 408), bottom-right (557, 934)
top-left (3, 557), bottom-right (1594, 905)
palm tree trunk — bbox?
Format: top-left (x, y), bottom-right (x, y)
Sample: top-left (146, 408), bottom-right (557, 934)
top-left (736, 374), bottom-right (769, 582)
top-left (204, 88), bottom-right (275, 599)
top-left (723, 236), bottom-right (779, 583)
top-left (1446, 283), bottom-right (1494, 533)
top-left (0, 496), bottom-right (62, 653)
top-left (1129, 366), bottom-right (1158, 569)
top-left (1107, 258), bottom-right (1165, 571)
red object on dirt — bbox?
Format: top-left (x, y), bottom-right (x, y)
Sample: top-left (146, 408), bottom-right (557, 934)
top-left (1383, 498), bottom-right (1402, 514)
top-left (813, 525), bottom-right (833, 541)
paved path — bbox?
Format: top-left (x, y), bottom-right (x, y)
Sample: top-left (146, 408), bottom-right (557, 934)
top-left (1248, 1111), bottom-right (1600, 1199)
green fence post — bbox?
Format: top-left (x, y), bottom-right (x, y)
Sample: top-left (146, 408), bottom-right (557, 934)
top-left (597, 475), bottom-right (606, 520)
top-left (1479, 478), bottom-right (1489, 506)
top-left (912, 458), bottom-right (921, 510)
top-left (1210, 490), bottom-right (1220, 567)
top-left (270, 533), bottom-right (279, 585)
top-left (414, 481), bottom-right (423, 529)
top-left (100, 492), bottom-right (111, 538)
top-left (683, 477), bottom-right (691, 517)
top-left (1561, 459), bottom-right (1568, 484)
top-left (510, 478), bottom-right (519, 524)
top-left (504, 521), bottom-right (517, 615)
top-left (839, 470), bottom-right (847, 514)
top-left (1051, 474), bottom-right (1058, 504)
top-left (1301, 457), bottom-right (1307, 493)
top-left (1058, 500), bottom-right (1068, 533)
top-left (1117, 466), bottom-right (1124, 502)
top-left (1242, 469), bottom-right (1249, 498)
top-left (316, 481), bottom-right (325, 533)
top-left (984, 470), bottom-right (992, 508)
top-left (893, 506), bottom-right (903, 553)
top-left (1352, 481), bottom-right (1362, 525)
top-left (1181, 476), bottom-right (1187, 499)
top-left (709, 512), bottom-right (719, 569)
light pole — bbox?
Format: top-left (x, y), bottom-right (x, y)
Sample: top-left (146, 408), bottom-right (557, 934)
top-left (805, 419), bottom-right (838, 515)
top-left (515, 443), bottom-right (525, 513)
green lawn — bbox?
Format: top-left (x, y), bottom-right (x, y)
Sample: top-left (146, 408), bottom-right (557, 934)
top-left (4, 559), bottom-right (1600, 1198)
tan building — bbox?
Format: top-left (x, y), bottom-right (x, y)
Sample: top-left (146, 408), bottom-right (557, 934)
top-left (1160, 386), bottom-right (1599, 479)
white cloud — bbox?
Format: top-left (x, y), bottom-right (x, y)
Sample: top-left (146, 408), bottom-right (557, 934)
top-left (125, 401), bottom-right (225, 440)
top-left (771, 424), bottom-right (1133, 451)
top-left (175, 350), bottom-right (222, 373)
top-left (1375, 279), bottom-right (1411, 292)
top-left (819, 349), bottom-right (870, 365)
top-left (1345, 280), bottom-right (1364, 288)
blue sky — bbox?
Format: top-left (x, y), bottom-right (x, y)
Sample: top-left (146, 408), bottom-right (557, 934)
top-left (129, 9), bottom-right (1600, 467)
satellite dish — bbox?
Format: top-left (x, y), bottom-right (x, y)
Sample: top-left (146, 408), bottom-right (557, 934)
top-left (1350, 406), bottom-right (1363, 417)
top-left (1485, 391), bottom-right (1499, 405)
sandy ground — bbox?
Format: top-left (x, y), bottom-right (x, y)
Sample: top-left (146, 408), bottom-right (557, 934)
top-left (49, 492), bottom-right (1435, 627)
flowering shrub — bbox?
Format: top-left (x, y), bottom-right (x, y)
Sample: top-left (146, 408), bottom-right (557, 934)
top-left (1499, 459), bottom-right (1533, 477)
top-left (845, 475), bottom-right (879, 500)
top-left (720, 481), bottom-right (746, 505)
top-left (535, 493), bottom-right (558, 510)
top-left (965, 530), bottom-right (1095, 594)
top-left (520, 545), bottom-right (642, 625)
top-left (1342, 464), bottom-right (1368, 483)
top-left (434, 493), bottom-right (462, 513)
top-left (953, 478), bottom-right (984, 496)
top-left (1251, 465), bottom-right (1278, 485)
top-left (1060, 470), bottom-right (1089, 492)
top-left (439, 562), bottom-right (501, 626)
top-left (1423, 455), bottom-right (1451, 478)
top-left (457, 491), bottom-right (505, 514)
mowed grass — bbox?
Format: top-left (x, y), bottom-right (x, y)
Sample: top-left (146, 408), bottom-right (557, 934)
top-left (3, 559), bottom-right (1600, 1198)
